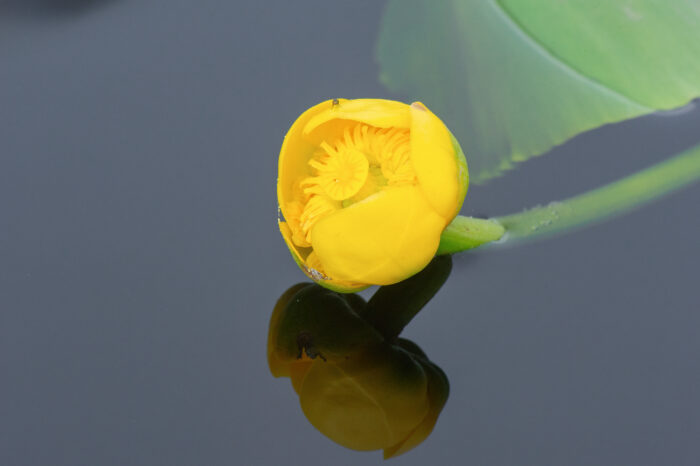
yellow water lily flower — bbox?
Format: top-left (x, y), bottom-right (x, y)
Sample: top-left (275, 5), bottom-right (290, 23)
top-left (278, 98), bottom-right (468, 292)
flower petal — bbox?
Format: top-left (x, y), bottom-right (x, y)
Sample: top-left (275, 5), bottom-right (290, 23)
top-left (279, 221), bottom-right (367, 292)
top-left (278, 100), bottom-right (340, 225)
top-left (311, 186), bottom-right (445, 285)
top-left (303, 99), bottom-right (411, 138)
top-left (409, 102), bottom-right (468, 220)
top-left (279, 221), bottom-right (309, 269)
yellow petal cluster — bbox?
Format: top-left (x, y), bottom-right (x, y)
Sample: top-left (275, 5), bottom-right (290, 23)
top-left (278, 99), bottom-right (468, 292)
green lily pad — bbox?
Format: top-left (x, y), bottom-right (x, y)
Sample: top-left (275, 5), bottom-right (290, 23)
top-left (378, 0), bottom-right (700, 182)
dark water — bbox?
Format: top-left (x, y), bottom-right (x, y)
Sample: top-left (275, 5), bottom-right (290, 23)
top-left (2, 2), bottom-right (699, 465)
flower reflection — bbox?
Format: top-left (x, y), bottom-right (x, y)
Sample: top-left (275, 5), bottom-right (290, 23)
top-left (267, 256), bottom-right (452, 459)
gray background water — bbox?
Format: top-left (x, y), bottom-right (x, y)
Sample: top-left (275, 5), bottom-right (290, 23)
top-left (2, 1), bottom-right (699, 465)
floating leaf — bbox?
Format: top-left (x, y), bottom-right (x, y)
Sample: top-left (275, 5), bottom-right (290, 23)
top-left (377, 0), bottom-right (700, 182)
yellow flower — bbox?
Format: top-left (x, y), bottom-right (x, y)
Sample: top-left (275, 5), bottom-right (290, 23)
top-left (278, 99), bottom-right (468, 292)
top-left (267, 283), bottom-right (449, 459)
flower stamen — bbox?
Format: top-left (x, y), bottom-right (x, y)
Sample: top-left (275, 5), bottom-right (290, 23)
top-left (298, 195), bottom-right (339, 243)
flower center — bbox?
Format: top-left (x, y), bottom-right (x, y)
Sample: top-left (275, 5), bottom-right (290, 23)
top-left (307, 144), bottom-right (369, 201)
top-left (286, 124), bottom-right (416, 248)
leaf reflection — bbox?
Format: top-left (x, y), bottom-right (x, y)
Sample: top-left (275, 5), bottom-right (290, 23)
top-left (267, 256), bottom-right (452, 459)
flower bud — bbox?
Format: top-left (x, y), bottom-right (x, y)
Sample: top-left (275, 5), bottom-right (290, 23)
top-left (278, 99), bottom-right (468, 291)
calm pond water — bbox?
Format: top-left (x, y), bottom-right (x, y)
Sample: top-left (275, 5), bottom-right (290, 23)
top-left (2, 2), bottom-right (699, 465)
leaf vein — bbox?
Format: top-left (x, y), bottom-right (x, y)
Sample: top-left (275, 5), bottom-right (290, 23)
top-left (490, 0), bottom-right (652, 111)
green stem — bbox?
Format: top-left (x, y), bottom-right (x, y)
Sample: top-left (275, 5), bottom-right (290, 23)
top-left (437, 216), bottom-right (505, 254)
top-left (496, 142), bottom-right (700, 243)
top-left (439, 142), bottom-right (700, 251)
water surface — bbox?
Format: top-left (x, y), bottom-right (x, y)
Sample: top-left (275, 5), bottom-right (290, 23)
top-left (2, 2), bottom-right (699, 465)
